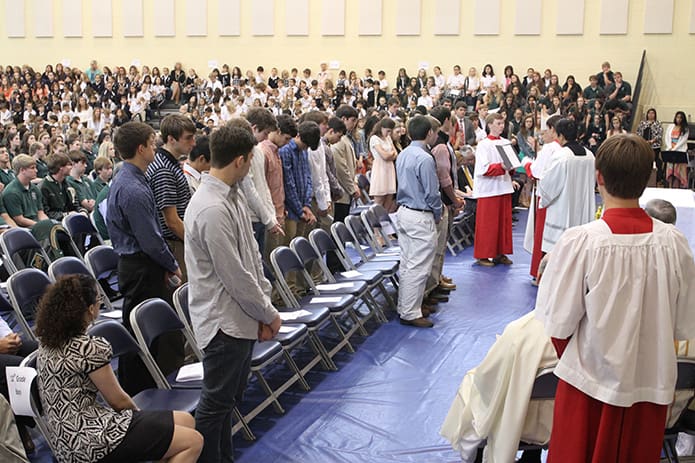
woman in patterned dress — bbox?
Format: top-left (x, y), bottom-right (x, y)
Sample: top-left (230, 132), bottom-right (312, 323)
top-left (35, 275), bottom-right (202, 463)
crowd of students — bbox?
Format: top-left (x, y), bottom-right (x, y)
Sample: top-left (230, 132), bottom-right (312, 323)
top-left (0, 58), bottom-right (693, 463)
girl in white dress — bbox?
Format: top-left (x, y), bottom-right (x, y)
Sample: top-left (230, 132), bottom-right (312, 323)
top-left (368, 118), bottom-right (398, 212)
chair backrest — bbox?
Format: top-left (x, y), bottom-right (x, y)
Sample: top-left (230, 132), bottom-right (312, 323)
top-left (675, 359), bottom-right (695, 390)
top-left (84, 245), bottom-right (121, 299)
top-left (291, 236), bottom-right (333, 283)
top-left (63, 213), bottom-right (104, 255)
top-left (529, 367), bottom-right (559, 400)
top-left (366, 205), bottom-right (396, 248)
top-left (48, 256), bottom-right (116, 311)
top-left (129, 298), bottom-right (186, 389)
top-left (269, 246), bottom-right (314, 307)
top-left (172, 283), bottom-right (204, 361)
top-left (330, 222), bottom-right (361, 270)
top-left (6, 268), bottom-right (52, 340)
top-left (0, 228), bottom-right (51, 274)
top-left (309, 228), bottom-right (349, 274)
top-left (344, 216), bottom-right (374, 260)
top-left (87, 320), bottom-right (141, 358)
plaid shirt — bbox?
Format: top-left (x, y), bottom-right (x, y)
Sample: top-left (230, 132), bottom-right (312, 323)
top-left (279, 139), bottom-right (312, 221)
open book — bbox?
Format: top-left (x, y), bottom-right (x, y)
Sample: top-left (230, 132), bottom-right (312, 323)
top-left (496, 144), bottom-right (522, 170)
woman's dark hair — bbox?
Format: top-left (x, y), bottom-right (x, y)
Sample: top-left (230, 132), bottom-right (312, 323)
top-left (369, 116), bottom-right (396, 138)
top-left (483, 64), bottom-right (495, 77)
top-left (35, 275), bottom-right (99, 349)
top-left (674, 111), bottom-right (689, 135)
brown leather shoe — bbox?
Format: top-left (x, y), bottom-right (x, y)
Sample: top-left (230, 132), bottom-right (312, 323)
top-left (438, 281), bottom-right (457, 291)
top-left (400, 317), bottom-right (434, 328)
top-left (494, 255), bottom-right (513, 265)
top-left (422, 304), bottom-right (437, 314)
top-left (476, 258), bottom-right (495, 267)
top-left (441, 275), bottom-right (453, 284)
top-left (421, 307), bottom-right (431, 318)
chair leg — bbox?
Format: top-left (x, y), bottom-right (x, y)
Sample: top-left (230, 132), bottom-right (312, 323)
top-left (308, 331), bottom-right (338, 371)
top-left (350, 306), bottom-right (370, 336)
top-left (377, 282), bottom-right (397, 311)
top-left (330, 314), bottom-right (355, 353)
top-left (282, 349), bottom-right (311, 391)
top-left (253, 370), bottom-right (285, 414)
top-left (232, 406), bottom-right (255, 441)
top-left (364, 292), bottom-right (388, 324)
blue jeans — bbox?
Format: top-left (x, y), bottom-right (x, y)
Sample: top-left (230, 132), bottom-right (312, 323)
top-left (195, 330), bottom-right (254, 463)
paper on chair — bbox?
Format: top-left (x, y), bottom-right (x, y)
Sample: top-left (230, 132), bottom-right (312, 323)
top-left (340, 270), bottom-right (363, 278)
top-left (176, 362), bottom-right (203, 382)
top-left (101, 310), bottom-right (122, 319)
top-left (310, 296), bottom-right (343, 303)
top-left (6, 367), bottom-right (37, 416)
top-left (279, 310), bottom-right (312, 321)
top-left (278, 326), bottom-right (295, 334)
top-left (316, 283), bottom-right (353, 290)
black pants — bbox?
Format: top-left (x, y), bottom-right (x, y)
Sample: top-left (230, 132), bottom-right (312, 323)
top-left (327, 202), bottom-right (351, 272)
top-left (118, 253), bottom-right (184, 395)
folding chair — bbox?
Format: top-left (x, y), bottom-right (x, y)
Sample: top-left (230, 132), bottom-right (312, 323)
top-left (173, 283), bottom-right (311, 392)
top-left (262, 262), bottom-right (338, 372)
top-left (370, 203), bottom-right (399, 244)
top-left (291, 236), bottom-right (386, 324)
top-left (6, 268), bottom-right (51, 341)
top-left (84, 245), bottom-right (122, 305)
top-left (362, 206), bottom-right (400, 252)
top-left (662, 359), bottom-right (695, 463)
top-left (0, 228), bottom-right (52, 274)
top-left (48, 256), bottom-right (121, 314)
top-left (333, 222), bottom-right (400, 289)
top-left (351, 173), bottom-right (374, 213)
top-left (130, 298), bottom-right (288, 433)
top-left (270, 246), bottom-right (361, 357)
top-left (62, 213), bottom-right (104, 256)
top-left (18, 352), bottom-right (59, 457)
top-left (309, 228), bottom-right (396, 311)
top-left (87, 320), bottom-right (202, 415)
top-left (345, 215), bottom-right (400, 264)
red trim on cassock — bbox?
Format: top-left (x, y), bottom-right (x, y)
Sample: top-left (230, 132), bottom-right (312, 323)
top-left (483, 163), bottom-right (506, 177)
top-left (530, 198), bottom-right (546, 277)
top-left (524, 162), bottom-right (535, 179)
top-left (473, 194), bottom-right (513, 259)
top-left (548, 206), bottom-right (666, 463)
top-left (551, 337), bottom-right (569, 358)
top-left (487, 135), bottom-right (501, 140)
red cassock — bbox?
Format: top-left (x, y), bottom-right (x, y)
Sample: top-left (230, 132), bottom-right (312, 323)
top-left (473, 163), bottom-right (513, 260)
top-left (548, 209), bottom-right (667, 463)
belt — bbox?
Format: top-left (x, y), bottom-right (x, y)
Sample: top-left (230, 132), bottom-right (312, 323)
top-left (400, 205), bottom-right (432, 214)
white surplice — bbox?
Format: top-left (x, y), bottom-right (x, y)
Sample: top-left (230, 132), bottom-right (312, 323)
top-left (536, 218), bottom-right (695, 407)
top-left (522, 141), bottom-right (561, 253)
top-left (440, 311), bottom-right (558, 463)
top-left (537, 145), bottom-right (595, 253)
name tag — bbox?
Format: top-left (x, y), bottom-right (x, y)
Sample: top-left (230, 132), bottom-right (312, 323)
top-left (6, 367), bottom-right (37, 417)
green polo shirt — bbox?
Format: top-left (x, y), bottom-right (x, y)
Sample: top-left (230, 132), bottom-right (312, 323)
top-left (36, 159), bottom-right (49, 179)
top-left (91, 177), bottom-right (108, 197)
top-left (67, 175), bottom-right (95, 205)
top-left (2, 178), bottom-right (43, 222)
top-left (0, 168), bottom-right (16, 187)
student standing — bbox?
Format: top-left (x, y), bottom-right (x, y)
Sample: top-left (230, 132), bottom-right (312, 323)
top-left (537, 134), bottom-right (695, 462)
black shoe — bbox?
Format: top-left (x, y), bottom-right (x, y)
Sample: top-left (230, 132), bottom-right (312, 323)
top-left (399, 317), bottom-right (434, 328)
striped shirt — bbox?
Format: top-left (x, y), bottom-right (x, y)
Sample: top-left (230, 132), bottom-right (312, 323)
top-left (146, 148), bottom-right (192, 241)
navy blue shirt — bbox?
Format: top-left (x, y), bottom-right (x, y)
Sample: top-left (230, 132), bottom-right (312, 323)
top-left (106, 161), bottom-right (178, 272)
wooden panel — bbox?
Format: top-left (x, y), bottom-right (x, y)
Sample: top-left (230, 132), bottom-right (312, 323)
top-left (153, 0), bottom-right (175, 36)
top-left (6, 0), bottom-right (26, 38)
top-left (122, 0), bottom-right (144, 37)
top-left (515, 0), bottom-right (541, 35)
top-left (600, 0), bottom-right (628, 35)
top-left (321, 0), bottom-right (345, 36)
top-left (218, 0), bottom-right (240, 36)
top-left (396, 0), bottom-right (421, 35)
top-left (286, 0), bottom-right (309, 36)
top-left (92, 0), bottom-right (113, 37)
top-left (474, 0), bottom-right (500, 35)
top-left (644, 0), bottom-right (673, 34)
top-left (358, 0), bottom-right (382, 36)
top-left (556, 0), bottom-right (584, 35)
top-left (434, 0), bottom-right (459, 35)
top-left (34, 0), bottom-right (54, 37)
top-left (63, 0), bottom-right (82, 37)
top-left (186, 0), bottom-right (207, 36)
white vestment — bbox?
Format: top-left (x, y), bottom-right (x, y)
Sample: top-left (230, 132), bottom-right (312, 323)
top-left (441, 311), bottom-right (558, 463)
top-left (537, 144), bottom-right (595, 253)
top-left (522, 141), bottom-right (561, 253)
top-left (536, 218), bottom-right (695, 407)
